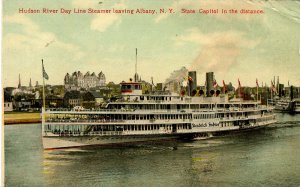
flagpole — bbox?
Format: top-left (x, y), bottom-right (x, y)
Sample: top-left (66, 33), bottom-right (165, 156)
top-left (257, 86), bottom-right (258, 102)
top-left (238, 79), bottom-right (241, 98)
top-left (271, 82), bottom-right (273, 101)
top-left (41, 59), bottom-right (46, 136)
top-left (42, 59), bottom-right (46, 110)
top-left (266, 88), bottom-right (269, 106)
top-left (222, 80), bottom-right (225, 94)
top-left (255, 79), bottom-right (258, 102)
top-left (271, 89), bottom-right (273, 100)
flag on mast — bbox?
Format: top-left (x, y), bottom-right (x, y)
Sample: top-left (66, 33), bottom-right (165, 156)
top-left (256, 78), bottom-right (259, 87)
top-left (238, 78), bottom-right (242, 98)
top-left (213, 79), bottom-right (217, 88)
top-left (222, 80), bottom-right (226, 93)
top-left (270, 80), bottom-right (276, 92)
top-left (42, 59), bottom-right (49, 80)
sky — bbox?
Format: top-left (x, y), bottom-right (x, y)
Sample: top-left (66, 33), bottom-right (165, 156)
top-left (2, 0), bottom-right (300, 88)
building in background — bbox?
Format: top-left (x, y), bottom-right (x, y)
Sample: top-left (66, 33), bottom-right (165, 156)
top-left (4, 88), bottom-right (14, 112)
top-left (63, 89), bottom-right (112, 109)
top-left (64, 71), bottom-right (106, 91)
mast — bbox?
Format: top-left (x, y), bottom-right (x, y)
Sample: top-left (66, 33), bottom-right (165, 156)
top-left (134, 48), bottom-right (139, 82)
top-left (257, 85), bottom-right (258, 102)
top-left (41, 59), bottom-right (46, 137)
top-left (277, 76), bottom-right (279, 95)
top-left (135, 48), bottom-right (137, 76)
top-left (18, 74), bottom-right (21, 88)
top-left (256, 79), bottom-right (259, 102)
top-left (42, 59), bottom-right (46, 110)
top-left (29, 78), bottom-right (32, 88)
top-left (238, 78), bottom-right (241, 98)
top-left (271, 80), bottom-right (273, 101)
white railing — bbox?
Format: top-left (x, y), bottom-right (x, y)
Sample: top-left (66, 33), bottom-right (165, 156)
top-left (44, 129), bottom-right (175, 137)
top-left (45, 113), bottom-right (275, 125)
top-left (45, 106), bottom-right (272, 114)
top-left (45, 118), bottom-right (192, 124)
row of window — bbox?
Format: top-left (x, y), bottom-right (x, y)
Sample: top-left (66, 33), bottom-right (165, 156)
top-left (193, 114), bottom-right (216, 119)
top-left (69, 99), bottom-right (80, 104)
top-left (45, 124), bottom-right (191, 134)
top-left (47, 113), bottom-right (193, 121)
top-left (110, 103), bottom-right (258, 111)
top-left (47, 111), bottom-right (269, 122)
top-left (193, 111), bottom-right (268, 120)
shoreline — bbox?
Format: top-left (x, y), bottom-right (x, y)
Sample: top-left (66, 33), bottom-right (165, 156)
top-left (4, 112), bottom-right (41, 125)
top-left (4, 119), bottom-right (41, 125)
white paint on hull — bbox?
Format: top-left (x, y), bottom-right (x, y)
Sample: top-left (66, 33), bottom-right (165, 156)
top-left (43, 135), bottom-right (178, 149)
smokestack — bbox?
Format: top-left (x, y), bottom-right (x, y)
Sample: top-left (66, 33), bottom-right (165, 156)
top-left (206, 72), bottom-right (214, 97)
top-left (188, 71), bottom-right (197, 96)
top-left (279, 84), bottom-right (284, 97)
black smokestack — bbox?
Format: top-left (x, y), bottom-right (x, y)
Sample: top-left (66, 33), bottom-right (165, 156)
top-left (188, 71), bottom-right (197, 96)
top-left (279, 84), bottom-right (284, 97)
top-left (206, 72), bottom-right (214, 97)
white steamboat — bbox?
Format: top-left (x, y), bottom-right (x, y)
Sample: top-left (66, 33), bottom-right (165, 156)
top-left (42, 80), bottom-right (276, 149)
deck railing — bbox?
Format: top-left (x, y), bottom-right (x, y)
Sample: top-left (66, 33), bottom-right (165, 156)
top-left (45, 106), bottom-right (272, 114)
top-left (44, 118), bottom-right (193, 124)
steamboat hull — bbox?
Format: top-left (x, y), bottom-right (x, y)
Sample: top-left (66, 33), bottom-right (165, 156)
top-left (43, 134), bottom-right (179, 150)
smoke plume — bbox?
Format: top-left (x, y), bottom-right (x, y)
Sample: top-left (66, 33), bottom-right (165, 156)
top-left (164, 66), bottom-right (188, 85)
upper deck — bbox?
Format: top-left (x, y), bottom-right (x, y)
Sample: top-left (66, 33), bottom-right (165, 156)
top-left (111, 93), bottom-right (261, 104)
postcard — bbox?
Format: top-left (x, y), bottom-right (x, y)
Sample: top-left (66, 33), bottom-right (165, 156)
top-left (2, 0), bottom-right (300, 186)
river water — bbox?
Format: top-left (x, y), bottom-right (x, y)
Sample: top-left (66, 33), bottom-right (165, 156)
top-left (4, 113), bottom-right (300, 186)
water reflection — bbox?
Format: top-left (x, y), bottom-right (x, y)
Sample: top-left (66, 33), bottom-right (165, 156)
top-left (41, 137), bottom-right (247, 186)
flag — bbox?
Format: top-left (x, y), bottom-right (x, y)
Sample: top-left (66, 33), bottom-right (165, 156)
top-left (213, 79), bottom-right (217, 88)
top-left (238, 78), bottom-right (241, 88)
top-left (256, 78), bottom-right (259, 87)
top-left (42, 59), bottom-right (49, 80)
top-left (270, 80), bottom-right (276, 92)
top-left (222, 80), bottom-right (226, 93)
